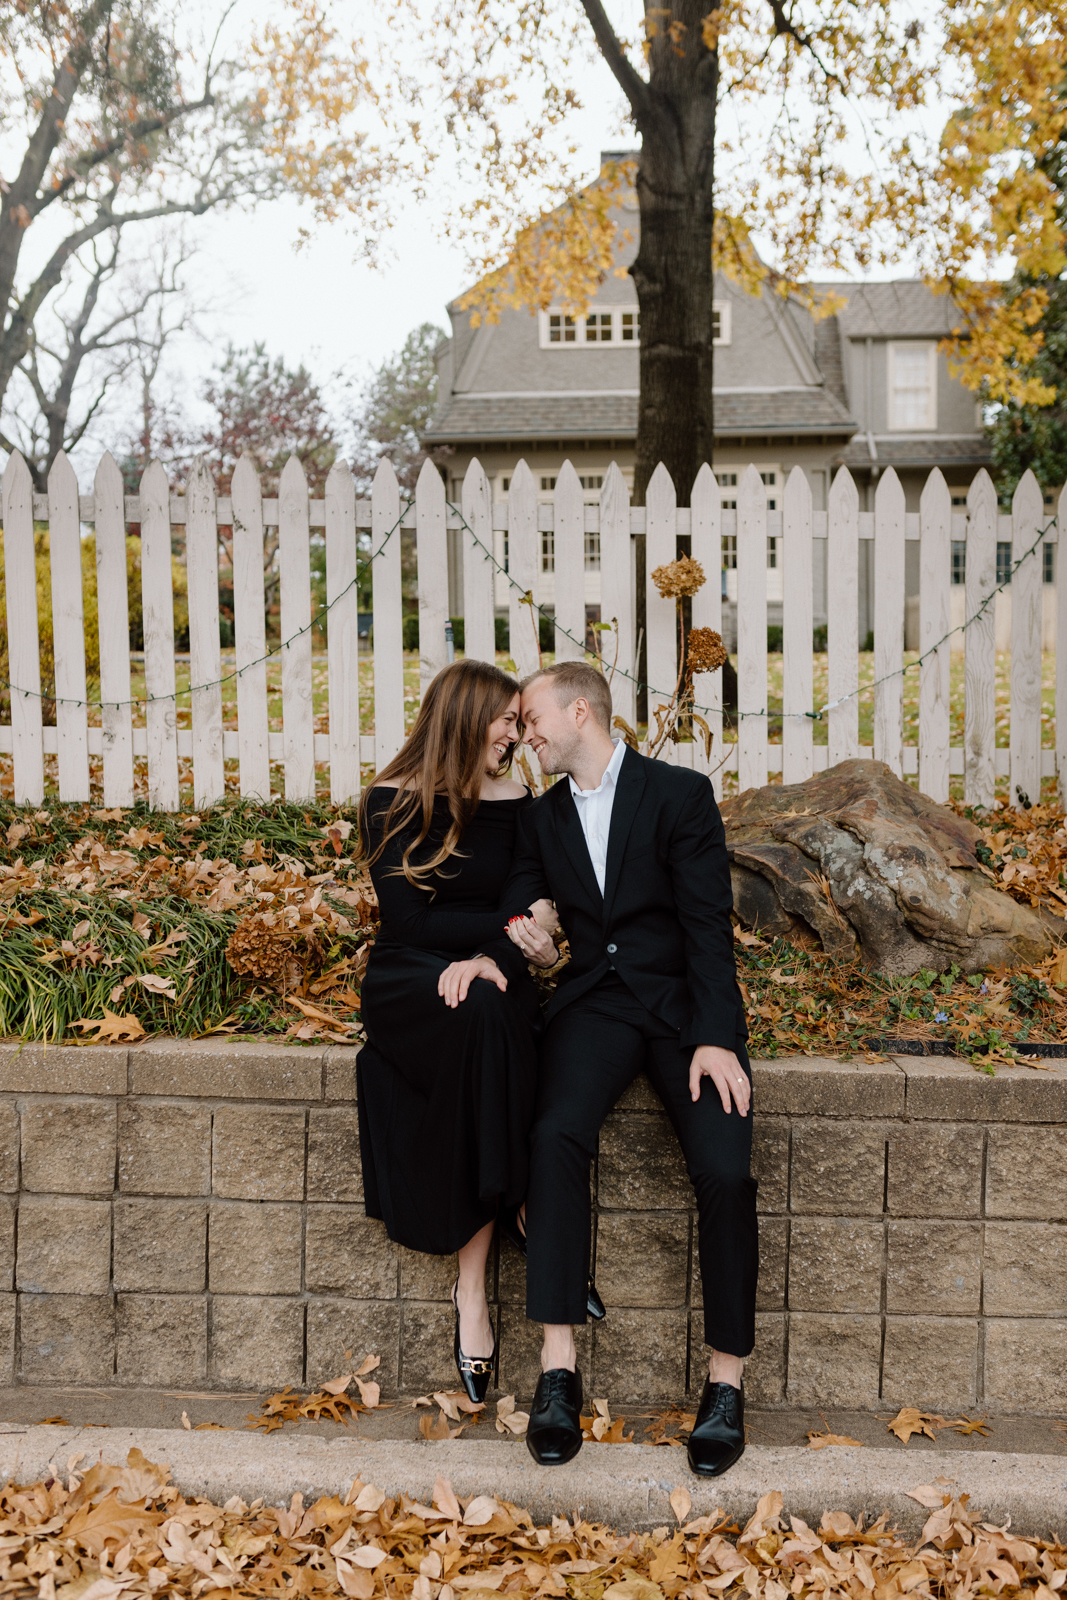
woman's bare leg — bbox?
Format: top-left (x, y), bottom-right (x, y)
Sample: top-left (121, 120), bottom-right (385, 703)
top-left (456, 1219), bottom-right (495, 1359)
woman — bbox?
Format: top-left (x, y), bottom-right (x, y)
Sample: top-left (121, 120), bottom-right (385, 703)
top-left (356, 659), bottom-right (559, 1403)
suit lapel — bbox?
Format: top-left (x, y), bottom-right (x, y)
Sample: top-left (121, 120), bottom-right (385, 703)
top-left (552, 782), bottom-right (604, 907)
top-left (601, 746), bottom-right (646, 923)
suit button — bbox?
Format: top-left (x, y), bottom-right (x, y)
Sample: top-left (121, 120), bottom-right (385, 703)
top-left (606, 943), bottom-right (618, 954)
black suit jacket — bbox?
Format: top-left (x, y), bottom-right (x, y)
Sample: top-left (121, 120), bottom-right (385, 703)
top-left (491, 746), bottom-right (746, 1051)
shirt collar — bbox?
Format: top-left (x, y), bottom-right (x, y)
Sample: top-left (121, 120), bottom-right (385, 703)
top-left (569, 738), bottom-right (626, 800)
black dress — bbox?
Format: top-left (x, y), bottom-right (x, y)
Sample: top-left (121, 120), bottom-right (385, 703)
top-left (356, 791), bottom-right (541, 1255)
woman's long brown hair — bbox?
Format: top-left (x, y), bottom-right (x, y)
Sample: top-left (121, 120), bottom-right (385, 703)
top-left (357, 658), bottom-right (520, 887)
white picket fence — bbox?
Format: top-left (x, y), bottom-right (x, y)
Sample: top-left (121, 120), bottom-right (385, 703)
top-left (1, 449), bottom-right (1064, 811)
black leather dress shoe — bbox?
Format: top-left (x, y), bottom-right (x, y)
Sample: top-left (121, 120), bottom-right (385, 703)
top-left (526, 1367), bottom-right (584, 1465)
top-left (499, 1207), bottom-right (607, 1322)
top-left (687, 1379), bottom-right (745, 1477)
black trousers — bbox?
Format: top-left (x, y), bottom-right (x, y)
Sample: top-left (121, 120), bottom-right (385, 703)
top-left (524, 974), bottom-right (758, 1356)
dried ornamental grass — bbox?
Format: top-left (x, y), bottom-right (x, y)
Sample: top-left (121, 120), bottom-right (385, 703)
top-left (3, 1455), bottom-right (1067, 1600)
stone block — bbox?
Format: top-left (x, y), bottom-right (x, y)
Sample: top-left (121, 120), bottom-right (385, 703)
top-left (116, 1294), bottom-right (207, 1385)
top-left (212, 1105), bottom-right (306, 1201)
top-left (0, 1043), bottom-right (126, 1095)
top-left (899, 1056), bottom-right (1067, 1122)
top-left (400, 1301), bottom-right (477, 1394)
top-left (754, 1057), bottom-right (905, 1118)
top-left (306, 1299), bottom-right (400, 1392)
top-left (20, 1099), bottom-right (116, 1195)
top-left (786, 1312), bottom-right (882, 1407)
top-left (984, 1318), bottom-right (1067, 1412)
top-left (756, 1216), bottom-right (789, 1312)
top-left (736, 1312), bottom-right (785, 1404)
top-left (598, 1114), bottom-right (691, 1210)
top-left (882, 1317), bottom-right (978, 1410)
top-left (208, 1204), bottom-right (302, 1295)
top-left (0, 1105), bottom-right (19, 1193)
top-left (591, 1308), bottom-right (688, 1402)
top-left (129, 1039), bottom-right (324, 1101)
top-left (984, 1223), bottom-right (1067, 1315)
top-left (307, 1109), bottom-right (363, 1203)
top-left (113, 1199), bottom-right (207, 1293)
top-left (887, 1124), bottom-right (983, 1218)
top-left (305, 1208), bottom-right (398, 1298)
top-left (399, 1248), bottom-right (460, 1302)
top-left (497, 1237), bottom-right (526, 1306)
top-left (211, 1295), bottom-right (304, 1389)
top-left (788, 1218), bottom-right (883, 1313)
top-left (17, 1196), bottom-right (111, 1294)
top-left (0, 1199), bottom-right (15, 1292)
top-left (118, 1102), bottom-right (211, 1196)
top-left (497, 1305), bottom-right (590, 1401)
top-left (790, 1122), bottom-right (887, 1216)
top-left (0, 1294), bottom-right (14, 1383)
top-left (986, 1129), bottom-right (1067, 1220)
top-left (325, 1045), bottom-right (360, 1103)
top-left (19, 1293), bottom-right (114, 1382)
top-left (596, 1213), bottom-right (689, 1308)
top-left (614, 1074), bottom-right (660, 1112)
top-left (885, 1221), bottom-right (981, 1314)
top-left (752, 1120), bottom-right (789, 1213)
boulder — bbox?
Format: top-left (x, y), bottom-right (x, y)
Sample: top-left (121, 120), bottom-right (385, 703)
top-left (722, 759), bottom-right (1054, 975)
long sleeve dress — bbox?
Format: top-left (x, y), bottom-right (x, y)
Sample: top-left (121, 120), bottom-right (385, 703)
top-left (356, 790), bottom-right (542, 1255)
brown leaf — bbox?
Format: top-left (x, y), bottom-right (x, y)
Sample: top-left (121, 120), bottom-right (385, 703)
top-left (355, 1353), bottom-right (381, 1377)
top-left (906, 1486), bottom-right (948, 1508)
top-left (807, 1428), bottom-right (864, 1450)
top-left (887, 1407), bottom-right (942, 1444)
top-left (71, 1008), bottom-right (147, 1044)
top-left (669, 1487), bottom-right (691, 1524)
top-left (320, 1373), bottom-right (353, 1395)
top-left (433, 1476), bottom-right (463, 1520)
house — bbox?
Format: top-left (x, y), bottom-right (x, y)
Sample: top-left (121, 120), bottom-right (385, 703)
top-left (422, 156), bottom-right (1017, 643)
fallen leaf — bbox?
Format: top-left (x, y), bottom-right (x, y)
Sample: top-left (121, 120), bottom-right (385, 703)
top-left (463, 1495), bottom-right (503, 1527)
top-left (181, 1411), bottom-right (191, 1430)
top-left (433, 1476), bottom-right (462, 1520)
top-left (807, 1428), bottom-right (864, 1450)
top-left (320, 1373), bottom-right (353, 1395)
top-left (72, 1009), bottom-right (147, 1044)
top-left (353, 1483), bottom-right (386, 1513)
top-left (943, 1415), bottom-right (991, 1437)
top-left (355, 1378), bottom-right (380, 1408)
top-left (351, 1545), bottom-right (388, 1568)
top-left (887, 1407), bottom-right (942, 1444)
top-left (906, 1486), bottom-right (949, 1508)
top-left (669, 1487), bottom-right (692, 1524)
top-left (355, 1353), bottom-right (381, 1377)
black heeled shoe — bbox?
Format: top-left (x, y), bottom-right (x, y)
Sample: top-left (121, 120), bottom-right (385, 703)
top-left (451, 1280), bottom-right (496, 1405)
top-left (687, 1379), bottom-right (745, 1477)
top-left (499, 1205), bottom-right (607, 1322)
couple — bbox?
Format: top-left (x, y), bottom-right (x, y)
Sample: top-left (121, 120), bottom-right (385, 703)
top-left (355, 657), bottom-right (757, 1476)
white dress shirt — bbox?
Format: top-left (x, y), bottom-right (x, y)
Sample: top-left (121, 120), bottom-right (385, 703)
top-left (568, 738), bottom-right (626, 895)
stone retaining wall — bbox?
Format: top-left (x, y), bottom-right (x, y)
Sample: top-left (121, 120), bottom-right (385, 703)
top-left (0, 1040), bottom-right (1063, 1411)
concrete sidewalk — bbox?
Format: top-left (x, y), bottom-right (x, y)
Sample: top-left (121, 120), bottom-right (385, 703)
top-left (2, 1420), bottom-right (1065, 1539)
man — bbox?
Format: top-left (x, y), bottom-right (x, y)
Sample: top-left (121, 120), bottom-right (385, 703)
top-left (439, 661), bottom-right (757, 1478)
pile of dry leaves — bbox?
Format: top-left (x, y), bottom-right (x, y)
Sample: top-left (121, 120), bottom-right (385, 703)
top-left (965, 800), bottom-right (1067, 918)
top-left (5, 1450), bottom-right (1065, 1600)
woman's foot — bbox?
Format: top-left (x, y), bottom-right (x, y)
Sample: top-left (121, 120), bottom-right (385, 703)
top-left (452, 1279), bottom-right (496, 1404)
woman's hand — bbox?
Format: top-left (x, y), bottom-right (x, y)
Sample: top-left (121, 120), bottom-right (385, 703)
top-left (507, 914), bottom-right (558, 969)
top-left (438, 956), bottom-right (507, 1008)
top-left (529, 897), bottom-right (560, 936)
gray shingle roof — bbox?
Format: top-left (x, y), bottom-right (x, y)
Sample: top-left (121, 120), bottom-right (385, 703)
top-left (424, 386), bottom-right (857, 444)
top-left (836, 435), bottom-right (993, 469)
top-left (821, 281), bottom-right (963, 339)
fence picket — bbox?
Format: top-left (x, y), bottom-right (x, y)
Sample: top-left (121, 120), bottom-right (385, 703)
top-left (782, 465), bottom-right (813, 784)
top-left (371, 456), bottom-right (404, 770)
top-left (507, 460), bottom-right (541, 680)
top-left (415, 457), bottom-right (448, 692)
top-left (827, 466), bottom-right (859, 768)
top-left (139, 457), bottom-right (179, 811)
top-left (737, 464), bottom-right (768, 791)
top-left (1058, 485), bottom-right (1067, 808)
top-left (325, 459), bottom-right (361, 803)
top-left (2, 451), bottom-right (43, 804)
top-left (918, 468), bottom-right (951, 804)
top-left (1009, 469), bottom-right (1043, 809)
top-left (964, 467), bottom-right (997, 809)
top-left (231, 454), bottom-right (270, 800)
top-left (94, 450), bottom-right (134, 808)
top-left (47, 450), bottom-right (89, 802)
top-left (873, 468), bottom-right (905, 778)
top-left (690, 463), bottom-right (723, 792)
top-left (278, 455), bottom-right (315, 800)
top-left (645, 462), bottom-right (678, 762)
top-left (461, 458), bottom-right (495, 665)
top-left (553, 461), bottom-right (585, 662)
top-left (599, 462), bottom-right (634, 732)
top-left (185, 455), bottom-right (224, 807)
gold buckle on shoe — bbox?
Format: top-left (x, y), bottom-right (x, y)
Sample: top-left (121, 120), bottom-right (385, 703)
top-left (459, 1356), bottom-right (493, 1375)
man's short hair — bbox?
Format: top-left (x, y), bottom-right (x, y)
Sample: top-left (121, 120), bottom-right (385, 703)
top-left (521, 661), bottom-right (613, 732)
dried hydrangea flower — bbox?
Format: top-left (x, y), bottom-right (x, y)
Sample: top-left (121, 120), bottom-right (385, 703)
top-left (651, 555), bottom-right (706, 598)
top-left (686, 627), bottom-right (728, 674)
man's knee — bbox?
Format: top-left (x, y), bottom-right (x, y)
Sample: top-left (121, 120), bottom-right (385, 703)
top-left (529, 1109), bottom-right (596, 1168)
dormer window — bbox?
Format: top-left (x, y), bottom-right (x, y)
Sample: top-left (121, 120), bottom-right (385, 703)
top-left (540, 308), bottom-right (640, 347)
top-left (712, 301), bottom-right (732, 345)
top-left (548, 314), bottom-right (577, 343)
top-left (888, 342), bottom-right (937, 430)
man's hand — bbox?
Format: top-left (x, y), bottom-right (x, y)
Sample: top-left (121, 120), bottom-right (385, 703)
top-left (437, 956), bottom-right (507, 1009)
top-left (506, 914), bottom-right (558, 968)
top-left (689, 1045), bottom-right (750, 1115)
top-left (529, 898), bottom-right (561, 936)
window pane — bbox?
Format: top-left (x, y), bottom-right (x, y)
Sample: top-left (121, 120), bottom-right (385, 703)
top-left (767, 536), bottom-right (778, 569)
top-left (721, 534), bottom-right (737, 569)
top-left (717, 472), bottom-right (737, 486)
top-left (540, 476), bottom-right (556, 491)
top-left (892, 346), bottom-right (932, 427)
top-left (549, 314), bottom-right (561, 343)
top-left (584, 529), bottom-right (600, 570)
top-left (996, 541), bottom-right (1012, 586)
top-left (621, 311), bottom-right (638, 341)
top-left (1044, 541), bottom-right (1055, 584)
top-left (563, 315), bottom-right (576, 343)
top-left (711, 308), bottom-right (721, 341)
top-left (541, 530), bottom-right (554, 572)
top-left (951, 540), bottom-right (966, 585)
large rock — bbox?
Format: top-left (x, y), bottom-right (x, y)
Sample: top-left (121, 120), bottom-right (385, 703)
top-left (722, 760), bottom-right (1054, 975)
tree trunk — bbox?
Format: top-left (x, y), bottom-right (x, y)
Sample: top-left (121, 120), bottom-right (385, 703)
top-left (629, 5), bottom-right (718, 506)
